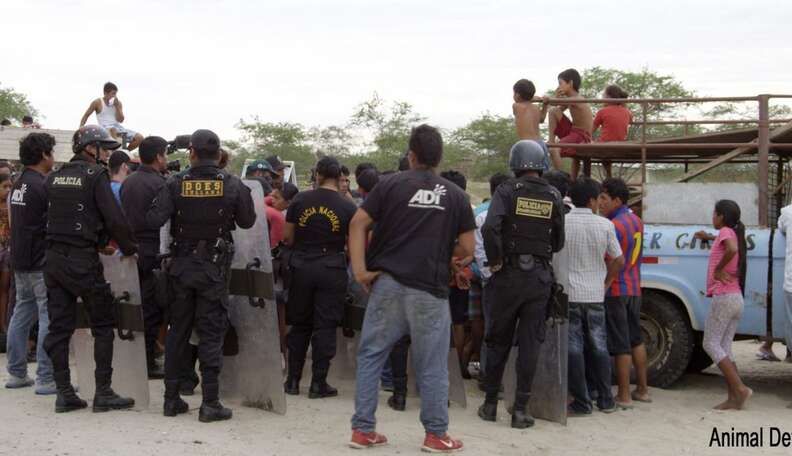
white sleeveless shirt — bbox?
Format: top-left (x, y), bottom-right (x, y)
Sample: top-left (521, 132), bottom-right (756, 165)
top-left (97, 99), bottom-right (118, 127)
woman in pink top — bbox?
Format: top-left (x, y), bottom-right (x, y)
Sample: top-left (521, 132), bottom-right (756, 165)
top-left (694, 200), bottom-right (752, 410)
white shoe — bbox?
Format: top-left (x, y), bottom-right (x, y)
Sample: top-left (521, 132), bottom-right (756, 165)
top-left (5, 375), bottom-right (34, 389)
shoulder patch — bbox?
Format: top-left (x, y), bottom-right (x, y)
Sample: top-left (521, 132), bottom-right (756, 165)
top-left (181, 180), bottom-right (224, 197)
top-left (515, 197), bottom-right (553, 219)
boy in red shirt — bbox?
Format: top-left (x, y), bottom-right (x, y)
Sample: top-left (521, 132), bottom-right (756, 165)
top-left (547, 68), bottom-right (593, 177)
top-left (593, 85), bottom-right (632, 142)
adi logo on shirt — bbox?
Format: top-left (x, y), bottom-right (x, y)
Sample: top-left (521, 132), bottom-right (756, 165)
top-left (11, 184), bottom-right (27, 206)
top-left (408, 185), bottom-right (447, 210)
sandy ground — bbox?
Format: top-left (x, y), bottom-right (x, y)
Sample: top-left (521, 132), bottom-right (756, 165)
top-left (1, 340), bottom-right (791, 456)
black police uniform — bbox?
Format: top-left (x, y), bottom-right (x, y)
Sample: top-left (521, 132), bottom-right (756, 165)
top-left (480, 174), bottom-right (564, 425)
top-left (284, 187), bottom-right (356, 397)
top-left (120, 164), bottom-right (166, 377)
top-left (43, 154), bottom-right (139, 411)
top-left (146, 159), bottom-right (255, 419)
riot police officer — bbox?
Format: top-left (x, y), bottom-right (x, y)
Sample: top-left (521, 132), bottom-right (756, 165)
top-left (43, 125), bottom-right (139, 413)
top-left (283, 156), bottom-right (356, 398)
top-left (146, 129), bottom-right (255, 422)
top-left (478, 140), bottom-right (565, 429)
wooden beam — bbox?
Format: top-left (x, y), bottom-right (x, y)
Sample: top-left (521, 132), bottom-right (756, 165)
top-left (676, 120), bottom-right (792, 183)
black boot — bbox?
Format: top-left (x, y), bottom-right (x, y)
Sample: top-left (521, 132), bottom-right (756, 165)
top-left (284, 376), bottom-right (300, 395)
top-left (198, 382), bottom-right (231, 423)
top-left (308, 370), bottom-right (338, 399)
top-left (54, 370), bottom-right (87, 413)
top-left (478, 392), bottom-right (498, 422)
top-left (387, 393), bottom-right (406, 411)
top-left (511, 394), bottom-right (535, 429)
top-left (199, 400), bottom-right (233, 423)
top-left (92, 370), bottom-right (135, 413)
top-left (388, 376), bottom-right (407, 411)
top-left (163, 380), bottom-right (189, 417)
top-left (164, 397), bottom-right (189, 416)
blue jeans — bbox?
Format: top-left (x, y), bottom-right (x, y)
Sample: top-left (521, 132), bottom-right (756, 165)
top-left (568, 301), bottom-right (613, 412)
top-left (6, 271), bottom-right (53, 383)
top-left (351, 274), bottom-right (451, 435)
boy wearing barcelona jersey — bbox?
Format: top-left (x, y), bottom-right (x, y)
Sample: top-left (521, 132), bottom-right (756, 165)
top-left (599, 178), bottom-right (651, 408)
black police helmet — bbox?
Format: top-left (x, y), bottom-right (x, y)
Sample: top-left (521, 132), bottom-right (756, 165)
top-left (508, 140), bottom-right (546, 172)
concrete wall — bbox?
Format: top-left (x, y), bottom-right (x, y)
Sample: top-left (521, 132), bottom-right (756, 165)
top-left (643, 182), bottom-right (759, 226)
top-left (0, 126), bottom-right (75, 163)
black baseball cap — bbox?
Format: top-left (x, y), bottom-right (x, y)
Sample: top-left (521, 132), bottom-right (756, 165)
top-left (266, 155), bottom-right (286, 171)
top-left (190, 129), bottom-right (220, 153)
top-left (108, 150), bottom-right (131, 170)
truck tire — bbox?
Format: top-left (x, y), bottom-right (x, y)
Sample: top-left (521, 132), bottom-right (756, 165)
top-left (686, 333), bottom-right (714, 373)
top-left (640, 291), bottom-right (694, 388)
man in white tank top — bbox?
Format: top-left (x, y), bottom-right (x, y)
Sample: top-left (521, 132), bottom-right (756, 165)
top-left (80, 82), bottom-right (144, 151)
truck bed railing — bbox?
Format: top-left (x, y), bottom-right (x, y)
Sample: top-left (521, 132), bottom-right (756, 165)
top-left (534, 94), bottom-right (791, 227)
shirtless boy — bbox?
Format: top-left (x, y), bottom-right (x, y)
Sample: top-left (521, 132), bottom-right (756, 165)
top-left (512, 79), bottom-right (551, 171)
top-left (80, 82), bottom-right (144, 151)
top-left (547, 69), bottom-right (593, 176)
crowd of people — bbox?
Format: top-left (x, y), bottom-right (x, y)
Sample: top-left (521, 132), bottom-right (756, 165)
top-left (0, 70), bottom-right (789, 454)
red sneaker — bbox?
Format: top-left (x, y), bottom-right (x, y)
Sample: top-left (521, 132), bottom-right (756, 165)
top-left (349, 429), bottom-right (388, 449)
top-left (421, 433), bottom-right (463, 453)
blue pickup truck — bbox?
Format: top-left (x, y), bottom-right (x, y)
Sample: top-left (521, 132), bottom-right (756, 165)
top-left (639, 224), bottom-right (785, 387)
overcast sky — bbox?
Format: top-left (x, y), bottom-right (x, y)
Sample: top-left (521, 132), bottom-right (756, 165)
top-left (2, 0), bottom-right (790, 142)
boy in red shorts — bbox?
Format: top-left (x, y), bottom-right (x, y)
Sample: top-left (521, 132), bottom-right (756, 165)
top-left (547, 68), bottom-right (593, 177)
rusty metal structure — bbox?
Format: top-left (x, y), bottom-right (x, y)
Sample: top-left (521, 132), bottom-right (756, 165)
top-left (536, 94), bottom-right (792, 226)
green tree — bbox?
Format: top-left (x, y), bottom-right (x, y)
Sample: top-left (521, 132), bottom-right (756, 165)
top-left (0, 83), bottom-right (38, 124)
top-left (221, 139), bottom-right (253, 175)
top-left (349, 93), bottom-right (425, 170)
top-left (235, 119), bottom-right (316, 180)
top-left (308, 125), bottom-right (353, 158)
top-left (449, 113), bottom-right (518, 179)
top-left (702, 102), bottom-right (792, 131)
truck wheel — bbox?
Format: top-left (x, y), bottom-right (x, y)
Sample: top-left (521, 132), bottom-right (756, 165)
top-left (640, 291), bottom-right (694, 388)
top-left (686, 333), bottom-right (714, 373)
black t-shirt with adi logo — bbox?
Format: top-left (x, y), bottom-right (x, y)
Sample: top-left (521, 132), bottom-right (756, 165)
top-left (362, 169), bottom-right (475, 298)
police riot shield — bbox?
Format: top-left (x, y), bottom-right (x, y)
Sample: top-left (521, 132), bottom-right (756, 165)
top-left (325, 270), bottom-right (367, 383)
top-left (220, 179), bottom-right (286, 415)
top-left (503, 250), bottom-right (569, 425)
top-left (73, 255), bottom-right (149, 410)
top-left (503, 252), bottom-right (569, 425)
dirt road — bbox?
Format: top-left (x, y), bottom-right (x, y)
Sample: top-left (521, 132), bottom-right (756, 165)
top-left (1, 340), bottom-right (790, 456)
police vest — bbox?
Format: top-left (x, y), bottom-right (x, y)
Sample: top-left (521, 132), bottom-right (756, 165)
top-left (502, 179), bottom-right (556, 259)
top-left (46, 161), bottom-right (104, 243)
top-left (172, 167), bottom-right (236, 241)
